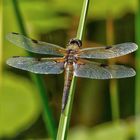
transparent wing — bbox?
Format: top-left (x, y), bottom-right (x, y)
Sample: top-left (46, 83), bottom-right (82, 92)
top-left (7, 56), bottom-right (64, 74)
top-left (6, 32), bottom-right (66, 56)
top-left (78, 43), bottom-right (138, 59)
top-left (74, 59), bottom-right (136, 79)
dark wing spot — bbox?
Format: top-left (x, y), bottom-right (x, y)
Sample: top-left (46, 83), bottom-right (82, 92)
top-left (35, 58), bottom-right (42, 61)
top-left (12, 56), bottom-right (20, 58)
top-left (53, 60), bottom-right (57, 63)
top-left (105, 46), bottom-right (112, 49)
top-left (100, 63), bottom-right (108, 68)
top-left (12, 32), bottom-right (19, 35)
top-left (31, 39), bottom-right (39, 44)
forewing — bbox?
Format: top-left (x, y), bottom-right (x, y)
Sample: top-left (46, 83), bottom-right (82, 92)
top-left (78, 43), bottom-right (138, 59)
top-left (7, 56), bottom-right (64, 74)
top-left (6, 32), bottom-right (66, 56)
top-left (74, 59), bottom-right (136, 79)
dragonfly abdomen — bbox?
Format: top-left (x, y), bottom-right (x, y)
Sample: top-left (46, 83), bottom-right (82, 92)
top-left (62, 64), bottom-right (74, 111)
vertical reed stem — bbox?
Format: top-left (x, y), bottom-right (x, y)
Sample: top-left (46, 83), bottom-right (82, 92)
top-left (56, 0), bottom-right (90, 140)
top-left (106, 17), bottom-right (120, 122)
top-left (0, 0), bottom-right (3, 88)
top-left (11, 0), bottom-right (57, 139)
top-left (135, 0), bottom-right (140, 139)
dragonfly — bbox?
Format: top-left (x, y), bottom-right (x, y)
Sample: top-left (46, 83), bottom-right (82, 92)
top-left (6, 32), bottom-right (138, 111)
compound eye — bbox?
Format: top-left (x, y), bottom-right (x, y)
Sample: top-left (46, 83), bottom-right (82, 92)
top-left (69, 38), bottom-right (82, 48)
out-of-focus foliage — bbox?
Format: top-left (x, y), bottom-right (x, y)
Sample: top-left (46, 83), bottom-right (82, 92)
top-left (4, 0), bottom-right (26, 61)
top-left (46, 0), bottom-right (137, 18)
top-left (0, 72), bottom-right (41, 138)
top-left (11, 0), bottom-right (138, 34)
top-left (68, 121), bottom-right (135, 140)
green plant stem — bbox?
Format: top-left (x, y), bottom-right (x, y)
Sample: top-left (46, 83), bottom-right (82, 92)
top-left (0, 0), bottom-right (3, 88)
top-left (109, 80), bottom-right (119, 121)
top-left (135, 0), bottom-right (140, 139)
top-left (76, 0), bottom-right (90, 40)
top-left (11, 0), bottom-right (57, 139)
top-left (106, 17), bottom-right (120, 122)
top-left (56, 0), bottom-right (90, 140)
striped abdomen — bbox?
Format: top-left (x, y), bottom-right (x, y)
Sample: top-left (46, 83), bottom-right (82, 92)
top-left (62, 63), bottom-right (74, 111)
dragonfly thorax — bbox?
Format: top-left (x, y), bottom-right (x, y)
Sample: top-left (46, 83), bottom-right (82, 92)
top-left (65, 49), bottom-right (78, 64)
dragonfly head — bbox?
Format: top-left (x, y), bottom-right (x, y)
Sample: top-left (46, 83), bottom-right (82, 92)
top-left (68, 38), bottom-right (82, 48)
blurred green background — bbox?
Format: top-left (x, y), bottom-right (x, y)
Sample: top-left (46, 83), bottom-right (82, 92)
top-left (0, 0), bottom-right (140, 139)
